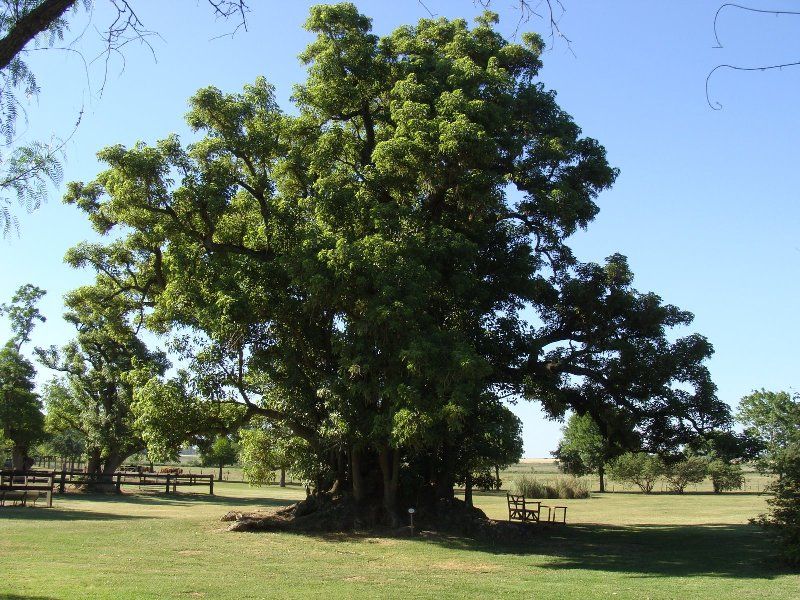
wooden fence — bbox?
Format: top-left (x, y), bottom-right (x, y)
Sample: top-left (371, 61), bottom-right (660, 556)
top-left (53, 469), bottom-right (214, 495)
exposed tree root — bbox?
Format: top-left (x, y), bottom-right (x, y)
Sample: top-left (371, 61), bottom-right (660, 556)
top-left (221, 494), bottom-right (549, 542)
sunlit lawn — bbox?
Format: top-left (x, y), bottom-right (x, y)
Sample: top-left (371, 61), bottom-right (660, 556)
top-left (0, 482), bottom-right (797, 599)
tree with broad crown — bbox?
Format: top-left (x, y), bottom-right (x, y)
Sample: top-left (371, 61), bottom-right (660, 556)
top-left (64, 4), bottom-right (731, 528)
top-left (37, 280), bottom-right (169, 477)
top-left (662, 454), bottom-right (708, 494)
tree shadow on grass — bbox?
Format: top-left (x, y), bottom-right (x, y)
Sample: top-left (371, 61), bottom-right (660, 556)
top-left (0, 594), bottom-right (59, 600)
top-left (57, 490), bottom-right (295, 510)
top-left (426, 522), bottom-right (796, 580)
top-left (0, 506), bottom-right (151, 521)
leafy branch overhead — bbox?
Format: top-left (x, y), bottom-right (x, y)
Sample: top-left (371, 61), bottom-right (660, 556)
top-left (0, 0), bottom-right (249, 235)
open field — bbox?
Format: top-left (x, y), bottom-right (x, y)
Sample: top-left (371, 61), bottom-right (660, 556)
top-left (0, 482), bottom-right (797, 599)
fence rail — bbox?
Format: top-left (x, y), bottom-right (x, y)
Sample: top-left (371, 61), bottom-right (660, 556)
top-left (53, 469), bottom-right (214, 495)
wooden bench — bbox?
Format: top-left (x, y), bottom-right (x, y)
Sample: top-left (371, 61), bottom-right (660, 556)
top-left (507, 493), bottom-right (543, 523)
top-left (0, 470), bottom-right (54, 507)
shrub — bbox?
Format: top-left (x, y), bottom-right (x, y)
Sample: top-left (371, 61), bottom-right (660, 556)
top-left (707, 459), bottom-right (744, 493)
top-left (553, 476), bottom-right (590, 499)
top-left (608, 452), bottom-right (665, 493)
top-left (512, 474), bottom-right (589, 499)
top-left (663, 456), bottom-right (708, 493)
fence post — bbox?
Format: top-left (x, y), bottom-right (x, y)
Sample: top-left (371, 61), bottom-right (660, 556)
top-left (59, 467), bottom-right (66, 494)
top-left (165, 474), bottom-right (171, 494)
top-left (209, 475), bottom-right (214, 496)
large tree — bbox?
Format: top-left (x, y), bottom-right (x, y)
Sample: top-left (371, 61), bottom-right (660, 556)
top-left (65, 4), bottom-right (730, 527)
top-left (37, 280), bottom-right (169, 476)
top-left (0, 283), bottom-right (46, 468)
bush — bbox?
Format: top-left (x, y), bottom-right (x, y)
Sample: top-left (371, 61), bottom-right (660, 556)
top-left (663, 456), bottom-right (708, 493)
top-left (512, 474), bottom-right (589, 499)
top-left (608, 453), bottom-right (665, 493)
top-left (707, 459), bottom-right (744, 493)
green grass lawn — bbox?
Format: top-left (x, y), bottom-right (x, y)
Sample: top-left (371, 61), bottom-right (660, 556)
top-left (1, 482), bottom-right (796, 599)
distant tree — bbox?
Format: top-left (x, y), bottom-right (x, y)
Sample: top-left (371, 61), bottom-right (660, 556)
top-left (737, 389), bottom-right (800, 478)
top-left (199, 435), bottom-right (239, 481)
top-left (663, 455), bottom-right (708, 494)
top-left (553, 412), bottom-right (619, 492)
top-left (706, 458), bottom-right (744, 493)
top-left (0, 284), bottom-right (46, 469)
top-left (608, 452), bottom-right (665, 494)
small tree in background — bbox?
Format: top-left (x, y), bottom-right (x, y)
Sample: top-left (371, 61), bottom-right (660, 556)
top-left (707, 458), bottom-right (744, 493)
top-left (663, 456), bottom-right (708, 494)
top-left (737, 389), bottom-right (800, 478)
top-left (608, 453), bottom-right (665, 493)
top-left (199, 435), bottom-right (239, 482)
top-left (553, 413), bottom-right (618, 492)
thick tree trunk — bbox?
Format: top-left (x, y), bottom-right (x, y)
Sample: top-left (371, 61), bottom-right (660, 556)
top-left (11, 444), bottom-right (26, 470)
top-left (378, 445), bottom-right (400, 527)
top-left (598, 464), bottom-right (605, 493)
top-left (0, 0), bottom-right (77, 72)
top-left (495, 465), bottom-right (501, 490)
top-left (218, 462), bottom-right (224, 482)
top-left (464, 472), bottom-right (473, 508)
top-left (86, 449), bottom-right (102, 475)
top-left (351, 447), bottom-right (364, 504)
top-left (435, 444), bottom-right (456, 503)
top-left (279, 467), bottom-right (286, 487)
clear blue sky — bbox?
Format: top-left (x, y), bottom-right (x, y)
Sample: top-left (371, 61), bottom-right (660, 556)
top-left (1, 0), bottom-right (799, 456)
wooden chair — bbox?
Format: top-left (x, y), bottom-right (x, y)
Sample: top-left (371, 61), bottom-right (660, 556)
top-left (507, 493), bottom-right (541, 523)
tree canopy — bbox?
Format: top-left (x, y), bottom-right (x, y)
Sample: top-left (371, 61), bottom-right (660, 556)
top-left (737, 389), bottom-right (800, 478)
top-left (64, 4), bottom-right (730, 526)
top-left (0, 283), bottom-right (46, 468)
top-left (37, 280), bottom-right (169, 475)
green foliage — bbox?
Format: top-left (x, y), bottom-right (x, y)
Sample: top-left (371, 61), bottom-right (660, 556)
top-left (553, 413), bottom-right (619, 480)
top-left (0, 283), bottom-right (45, 349)
top-left (238, 427), bottom-right (279, 486)
top-left (0, 345), bottom-right (43, 462)
top-left (63, 5), bottom-right (730, 516)
top-left (608, 453), bottom-right (665, 493)
top-left (737, 389), bottom-right (800, 477)
top-left (0, 284), bottom-right (45, 466)
top-left (199, 435), bottom-right (239, 468)
top-left (511, 474), bottom-right (589, 499)
top-left (37, 281), bottom-right (169, 473)
top-left (754, 444), bottom-right (800, 565)
top-left (707, 458), bottom-right (744, 493)
top-left (663, 456), bottom-right (708, 494)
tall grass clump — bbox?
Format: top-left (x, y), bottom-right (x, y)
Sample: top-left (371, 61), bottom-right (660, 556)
top-left (512, 474), bottom-right (589, 499)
